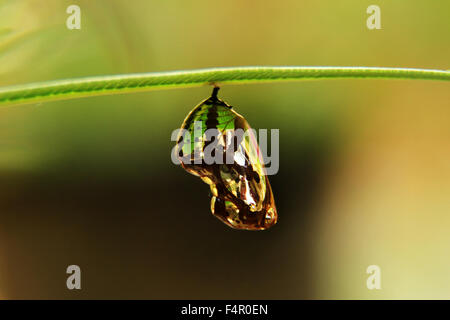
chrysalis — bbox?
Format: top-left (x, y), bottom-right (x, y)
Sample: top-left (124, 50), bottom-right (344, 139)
top-left (174, 87), bottom-right (277, 230)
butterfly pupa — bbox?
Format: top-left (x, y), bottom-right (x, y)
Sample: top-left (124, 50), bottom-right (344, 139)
top-left (174, 87), bottom-right (277, 230)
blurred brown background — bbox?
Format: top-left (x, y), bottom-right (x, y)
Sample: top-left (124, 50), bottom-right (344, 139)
top-left (0, 0), bottom-right (449, 299)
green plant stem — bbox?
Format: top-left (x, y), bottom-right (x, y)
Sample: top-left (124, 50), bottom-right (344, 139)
top-left (0, 66), bottom-right (448, 107)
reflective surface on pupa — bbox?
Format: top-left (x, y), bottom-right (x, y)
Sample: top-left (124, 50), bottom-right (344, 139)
top-left (175, 88), bottom-right (277, 230)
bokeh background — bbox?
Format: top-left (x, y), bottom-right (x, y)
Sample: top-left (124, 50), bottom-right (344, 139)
top-left (0, 0), bottom-right (449, 299)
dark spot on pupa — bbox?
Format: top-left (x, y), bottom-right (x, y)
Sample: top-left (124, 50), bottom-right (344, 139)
top-left (253, 171), bottom-right (260, 183)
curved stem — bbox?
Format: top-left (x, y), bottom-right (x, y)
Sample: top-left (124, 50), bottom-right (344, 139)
top-left (0, 66), bottom-right (448, 107)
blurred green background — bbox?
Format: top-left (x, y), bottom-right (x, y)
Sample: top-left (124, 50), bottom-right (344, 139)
top-left (0, 0), bottom-right (449, 299)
